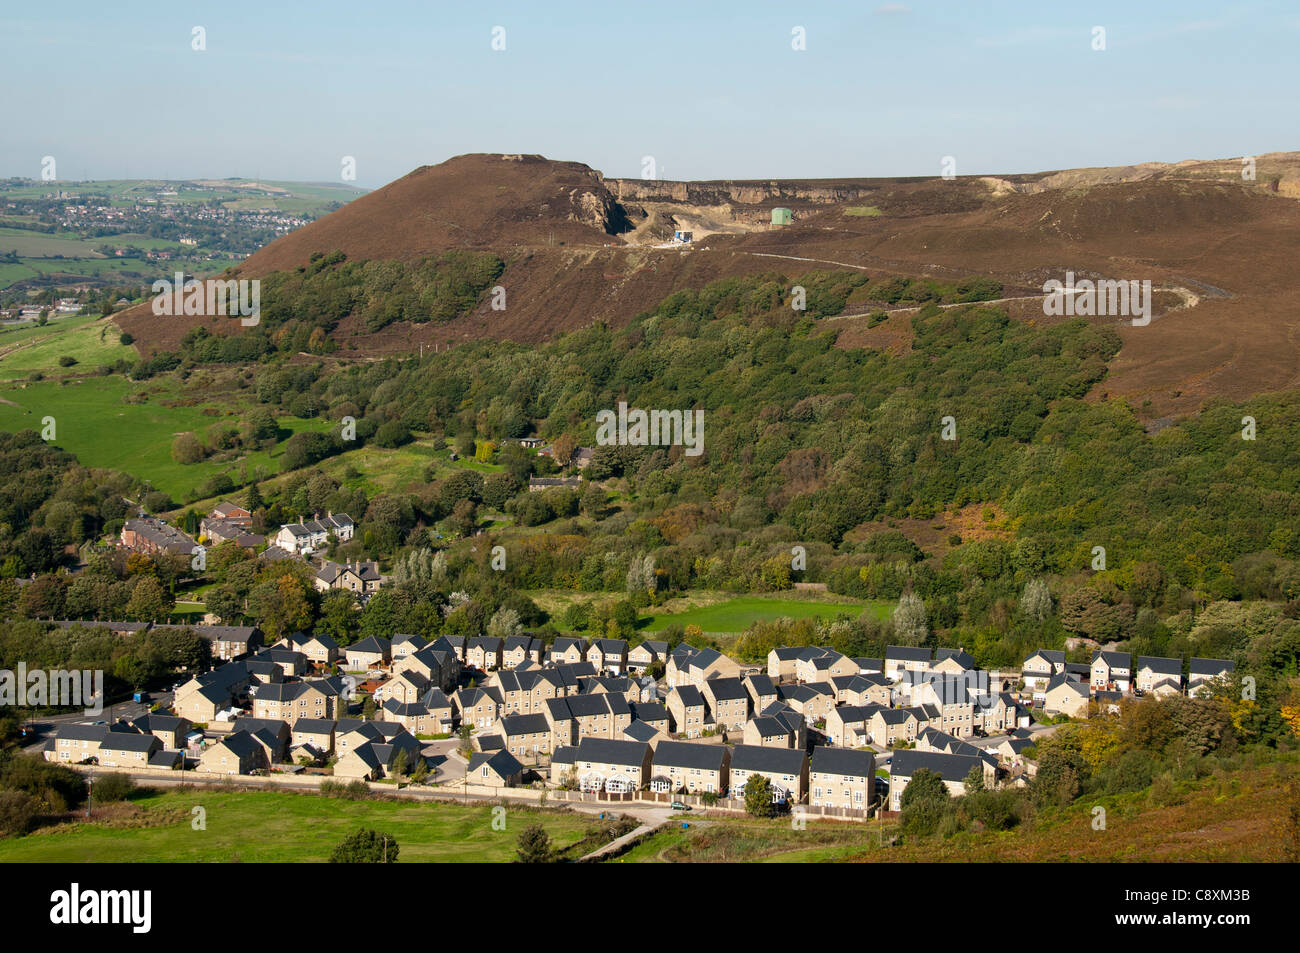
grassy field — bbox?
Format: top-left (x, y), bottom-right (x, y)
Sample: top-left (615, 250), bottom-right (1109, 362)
top-left (641, 593), bottom-right (892, 633)
top-left (0, 374), bottom-right (334, 499)
top-left (0, 313), bottom-right (133, 379)
top-left (0, 787), bottom-right (593, 863)
top-left (0, 226), bottom-right (106, 258)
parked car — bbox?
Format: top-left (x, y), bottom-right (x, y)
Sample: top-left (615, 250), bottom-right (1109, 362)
top-left (670, 801), bottom-right (691, 811)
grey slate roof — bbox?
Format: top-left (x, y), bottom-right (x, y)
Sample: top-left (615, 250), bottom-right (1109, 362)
top-left (729, 743), bottom-right (807, 775)
top-left (890, 748), bottom-right (984, 782)
top-left (810, 746), bottom-right (875, 778)
top-left (652, 739), bottom-right (729, 772)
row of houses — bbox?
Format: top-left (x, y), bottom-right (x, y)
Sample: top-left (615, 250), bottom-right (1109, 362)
top-left (1025, 650), bottom-right (1235, 717)
top-left (46, 620), bottom-right (261, 662)
top-left (545, 736), bottom-right (875, 809)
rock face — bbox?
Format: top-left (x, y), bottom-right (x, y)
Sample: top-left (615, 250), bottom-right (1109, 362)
top-left (607, 176), bottom-right (882, 211)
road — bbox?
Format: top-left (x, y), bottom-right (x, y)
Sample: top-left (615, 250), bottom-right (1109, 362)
top-left (19, 693), bottom-right (172, 752)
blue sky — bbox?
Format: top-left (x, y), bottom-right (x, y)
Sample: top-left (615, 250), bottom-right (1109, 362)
top-left (2, 0), bottom-right (1295, 187)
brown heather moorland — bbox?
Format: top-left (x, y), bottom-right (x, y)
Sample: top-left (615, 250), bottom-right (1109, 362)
top-left (116, 151), bottom-right (1300, 424)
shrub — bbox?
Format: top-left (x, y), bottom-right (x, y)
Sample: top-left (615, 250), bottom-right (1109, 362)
top-left (329, 826), bottom-right (399, 863)
top-left (91, 772), bottom-right (135, 803)
top-left (0, 790), bottom-right (38, 836)
top-left (515, 823), bottom-right (554, 863)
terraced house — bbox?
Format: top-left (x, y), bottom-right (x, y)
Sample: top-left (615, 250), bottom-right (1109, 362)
top-left (1135, 656), bottom-right (1184, 695)
top-left (455, 686), bottom-right (502, 729)
top-left (501, 635), bottom-right (544, 668)
top-left (544, 692), bottom-right (633, 746)
top-left (743, 703), bottom-right (805, 748)
top-left (251, 678), bottom-right (341, 722)
top-left (667, 684), bottom-right (709, 738)
top-left (495, 712), bottom-right (552, 761)
top-left (809, 747), bottom-right (875, 811)
top-left (701, 675), bottom-right (750, 729)
top-left (487, 666), bottom-right (564, 715)
top-left (794, 646), bottom-right (858, 684)
top-left (825, 703), bottom-right (883, 747)
top-left (554, 737), bottom-right (652, 794)
top-left (273, 512), bottom-right (355, 554)
top-left (728, 744), bottom-right (808, 804)
top-left (1188, 658), bottom-right (1235, 697)
top-left (884, 645), bottom-right (933, 682)
top-left (650, 739), bottom-right (730, 795)
top-left (586, 638), bottom-right (629, 675)
top-left (1021, 649), bottom-right (1067, 689)
top-left (549, 636), bottom-right (589, 665)
top-left (1091, 651), bottom-right (1133, 693)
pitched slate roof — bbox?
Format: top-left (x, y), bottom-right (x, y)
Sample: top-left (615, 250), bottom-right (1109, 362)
top-left (217, 730), bottom-right (261, 759)
top-left (934, 647), bottom-right (976, 669)
top-left (890, 748), bottom-right (985, 782)
top-left (500, 713), bottom-right (550, 735)
top-left (1137, 656), bottom-right (1183, 676)
top-left (468, 749), bottom-right (524, 777)
top-left (1046, 673), bottom-right (1089, 696)
top-left (132, 714), bottom-right (188, 733)
top-left (571, 737), bottom-right (649, 768)
top-left (810, 746), bottom-right (875, 778)
top-left (745, 673), bottom-right (776, 695)
top-left (886, 645), bottom-right (932, 663)
top-left (702, 676), bottom-right (748, 701)
top-left (58, 724), bottom-right (109, 742)
top-left (1093, 650), bottom-right (1132, 668)
top-left (623, 720), bottom-right (661, 743)
top-left (631, 701), bottom-right (669, 722)
top-left (347, 636), bottom-right (391, 655)
top-left (1189, 657), bottom-right (1234, 676)
top-left (729, 743), bottom-right (806, 775)
top-left (293, 718), bottom-right (335, 734)
top-left (671, 685), bottom-right (705, 707)
top-left (653, 739), bottom-right (729, 772)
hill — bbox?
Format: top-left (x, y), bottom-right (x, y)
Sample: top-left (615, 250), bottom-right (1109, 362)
top-left (114, 150), bottom-right (1300, 421)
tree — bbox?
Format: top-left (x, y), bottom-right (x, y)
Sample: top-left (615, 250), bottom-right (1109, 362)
top-left (204, 584), bottom-right (243, 624)
top-left (892, 592), bottom-right (928, 646)
top-left (329, 827), bottom-right (399, 863)
top-left (1020, 578), bottom-right (1052, 622)
top-left (171, 432), bottom-right (205, 465)
top-left (899, 768), bottom-right (949, 809)
top-left (551, 433), bottom-right (578, 467)
top-left (515, 823), bottom-right (553, 863)
top-left (486, 607), bottom-right (523, 640)
top-left (743, 774), bottom-right (778, 817)
top-left (124, 574), bottom-right (172, 622)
